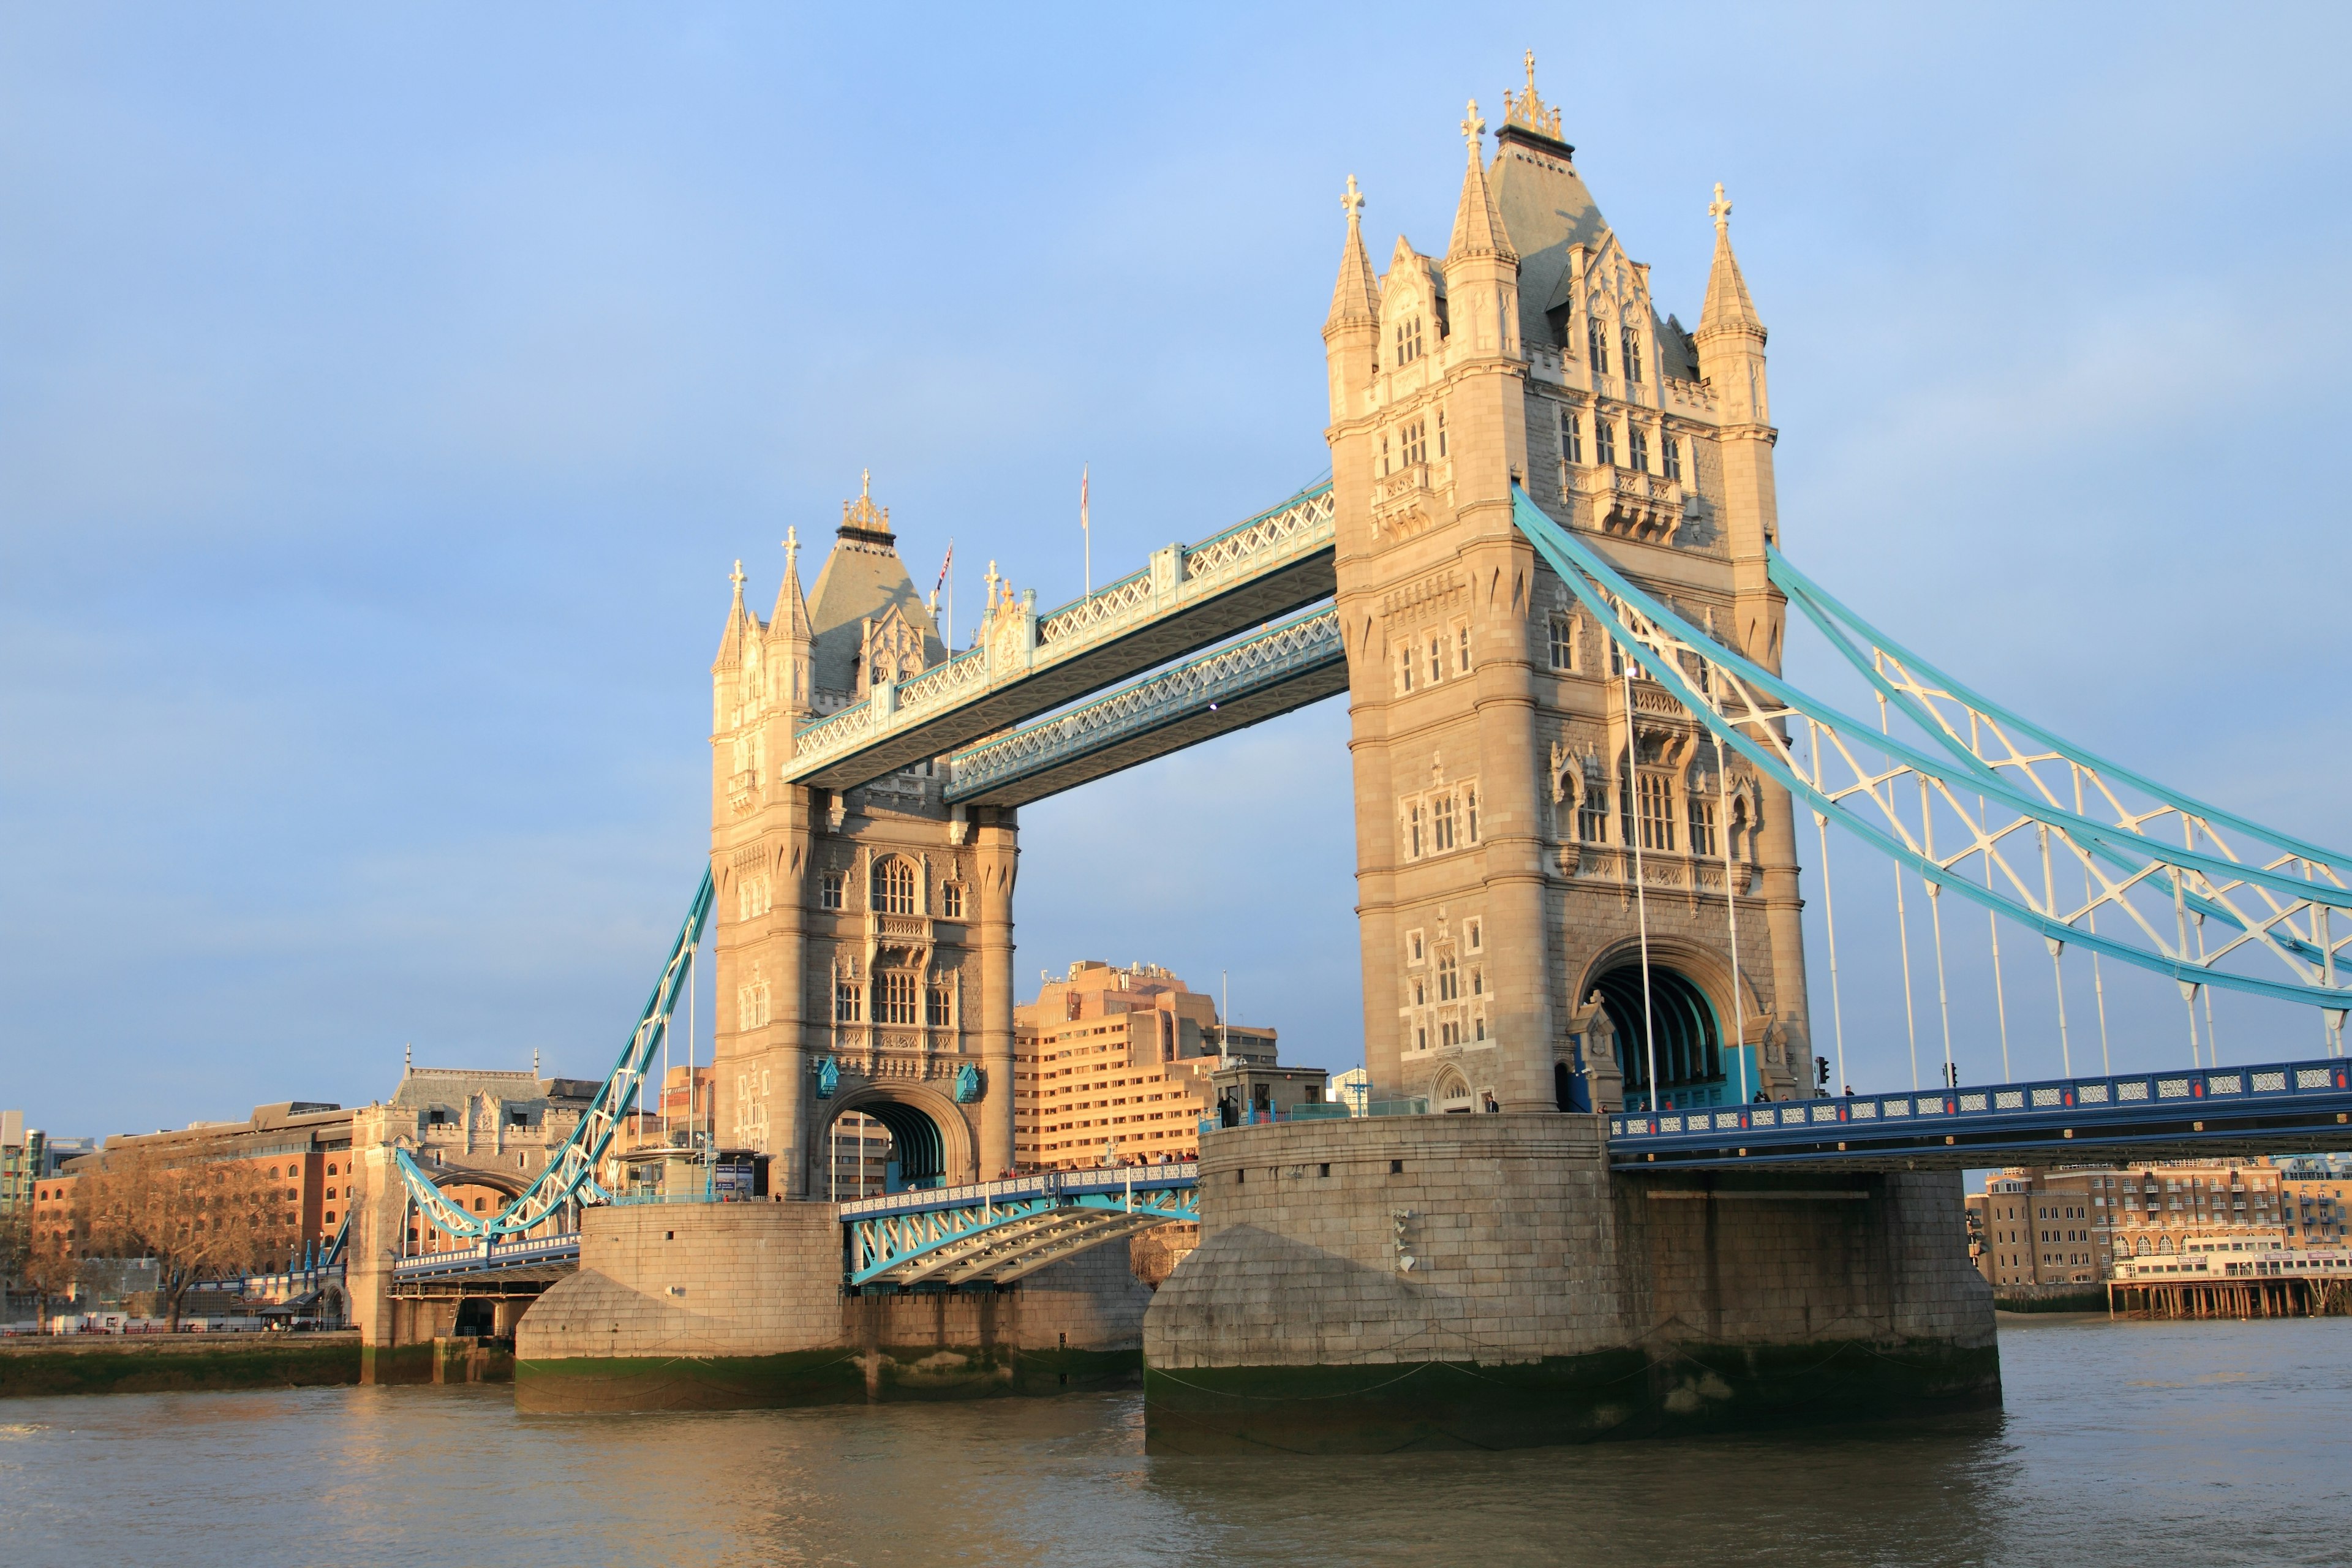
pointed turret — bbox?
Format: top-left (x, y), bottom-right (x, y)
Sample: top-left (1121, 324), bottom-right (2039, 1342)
top-left (1326, 175), bottom-right (1379, 331)
top-left (1698, 183), bottom-right (1764, 336)
top-left (1444, 100), bottom-right (1515, 266)
top-left (766, 527), bottom-right (814, 715)
top-left (1322, 175), bottom-right (1382, 422)
top-left (1694, 183), bottom-right (1770, 428)
top-left (1440, 99), bottom-right (1520, 364)
top-left (712, 560), bottom-right (755, 671)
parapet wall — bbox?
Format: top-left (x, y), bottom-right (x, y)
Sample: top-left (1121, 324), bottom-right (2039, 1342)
top-left (1143, 1114), bottom-right (1997, 1450)
top-left (514, 1199), bottom-right (1153, 1411)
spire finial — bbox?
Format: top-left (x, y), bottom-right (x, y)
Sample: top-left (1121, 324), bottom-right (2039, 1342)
top-left (729, 559), bottom-right (745, 594)
top-left (783, 526), bottom-right (799, 575)
top-left (1460, 98), bottom-right (1485, 153)
top-left (1710, 181), bottom-right (1733, 233)
top-left (1341, 173), bottom-right (1364, 222)
top-left (861, 467), bottom-right (871, 498)
top-left (1504, 53), bottom-right (1562, 139)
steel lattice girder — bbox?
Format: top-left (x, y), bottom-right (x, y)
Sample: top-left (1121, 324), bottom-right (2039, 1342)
top-left (786, 484), bottom-right (1336, 792)
top-left (1509, 489), bottom-right (2352, 1016)
top-left (848, 1188), bottom-right (1199, 1287)
top-left (944, 607), bottom-right (1345, 805)
top-left (393, 870), bottom-right (713, 1241)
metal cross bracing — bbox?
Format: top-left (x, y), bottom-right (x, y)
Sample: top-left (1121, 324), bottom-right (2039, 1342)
top-left (944, 607), bottom-right (1345, 807)
top-left (1509, 489), bottom-right (2352, 1099)
top-left (842, 1164), bottom-right (1199, 1289)
top-left (785, 483), bottom-right (1336, 792)
top-left (390, 869), bottom-right (714, 1243)
top-left (1610, 1054), bottom-right (2352, 1171)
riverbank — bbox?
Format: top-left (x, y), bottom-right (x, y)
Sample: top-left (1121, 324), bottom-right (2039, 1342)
top-left (0, 1332), bottom-right (360, 1398)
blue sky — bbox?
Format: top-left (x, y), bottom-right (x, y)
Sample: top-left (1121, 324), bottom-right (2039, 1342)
top-left (6, 4), bottom-right (2350, 1137)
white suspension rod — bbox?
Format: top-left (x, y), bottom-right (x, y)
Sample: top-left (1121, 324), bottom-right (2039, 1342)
top-left (1923, 774), bottom-right (1956, 1088)
top-left (1717, 735), bottom-right (1749, 1106)
top-left (1624, 666), bottom-right (1660, 1112)
top-left (1972, 712), bottom-right (2011, 1080)
top-left (1811, 719), bottom-right (1847, 1097)
top-left (1881, 696), bottom-right (1920, 1090)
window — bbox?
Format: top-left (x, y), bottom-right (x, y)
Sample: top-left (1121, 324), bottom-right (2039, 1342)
top-left (1464, 785), bottom-right (1480, 843)
top-left (1578, 781), bottom-right (1610, 844)
top-left (1559, 407), bottom-right (1582, 466)
top-left (1547, 615), bottom-right (1576, 672)
top-left (1436, 409), bottom-right (1447, 458)
top-left (1455, 624), bottom-right (1471, 674)
top-left (1380, 432), bottom-right (1392, 476)
top-left (1621, 326), bottom-right (1643, 384)
top-left (1413, 979), bottom-right (1426, 1006)
top-left (835, 977), bottom-right (862, 1023)
top-left (1663, 433), bottom-right (1684, 482)
top-left (1440, 1020), bottom-right (1461, 1047)
top-left (1438, 954), bottom-right (1459, 1001)
top-left (881, 972), bottom-right (919, 1025)
top-left (1395, 315), bottom-right (1424, 365)
top-left (1471, 967), bottom-right (1484, 996)
top-left (1595, 419), bottom-right (1617, 467)
top-left (1398, 647), bottom-right (1415, 693)
top-left (873, 859), bottom-right (916, 915)
top-left (1407, 802), bottom-right (1425, 858)
top-left (1628, 425), bottom-right (1649, 473)
top-left (1402, 420), bottom-right (1427, 466)
top-left (1466, 920), bottom-right (1482, 951)
top-left (1690, 794), bottom-right (1717, 858)
top-left (1409, 931), bottom-right (1424, 962)
top-left (820, 872), bottom-right (843, 910)
top-left (926, 985), bottom-right (951, 1028)
top-left (1433, 793), bottom-right (1457, 851)
top-left (940, 882), bottom-right (965, 919)
top-left (1427, 636), bottom-right (1442, 684)
top-left (1586, 317), bottom-right (1610, 375)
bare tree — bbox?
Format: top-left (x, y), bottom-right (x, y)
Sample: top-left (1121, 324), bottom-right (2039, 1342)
top-left (66, 1147), bottom-right (287, 1326)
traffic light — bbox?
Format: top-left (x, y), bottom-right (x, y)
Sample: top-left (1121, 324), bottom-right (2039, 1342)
top-left (1816, 1055), bottom-right (1831, 1090)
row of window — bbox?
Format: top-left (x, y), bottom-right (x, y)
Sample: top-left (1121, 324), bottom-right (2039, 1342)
top-left (1396, 621), bottom-right (1472, 693)
top-left (833, 973), bottom-right (956, 1027)
top-left (1401, 785), bottom-right (1482, 859)
top-left (1378, 411), bottom-right (1446, 477)
top-left (814, 864), bottom-right (965, 919)
top-left (1558, 407), bottom-right (1685, 481)
top-left (1586, 320), bottom-right (1643, 384)
top-left (1404, 922), bottom-right (1482, 963)
top-left (1561, 771), bottom-right (1721, 858)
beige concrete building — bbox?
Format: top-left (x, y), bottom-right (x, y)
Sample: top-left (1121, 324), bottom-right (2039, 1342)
top-left (1976, 1160), bottom-right (2295, 1289)
top-left (1322, 64), bottom-right (1809, 1118)
top-left (1015, 960), bottom-right (1275, 1170)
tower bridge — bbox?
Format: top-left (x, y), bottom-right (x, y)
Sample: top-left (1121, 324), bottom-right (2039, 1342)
top-left (342, 55), bottom-right (2352, 1444)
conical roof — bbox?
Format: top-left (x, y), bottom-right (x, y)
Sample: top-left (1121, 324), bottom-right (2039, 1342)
top-left (1699, 184), bottom-right (1764, 336)
top-left (1326, 175), bottom-right (1379, 329)
top-left (1444, 100), bottom-right (1515, 265)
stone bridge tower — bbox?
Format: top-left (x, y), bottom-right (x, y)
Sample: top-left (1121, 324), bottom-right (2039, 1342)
top-left (1325, 64), bottom-right (1812, 1115)
top-left (707, 476), bottom-right (1017, 1197)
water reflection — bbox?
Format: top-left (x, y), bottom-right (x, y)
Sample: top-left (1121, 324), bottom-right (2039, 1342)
top-left (3, 1317), bottom-right (2348, 1567)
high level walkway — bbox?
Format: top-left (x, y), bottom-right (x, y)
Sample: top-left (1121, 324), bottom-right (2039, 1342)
top-left (783, 484), bottom-right (1335, 793)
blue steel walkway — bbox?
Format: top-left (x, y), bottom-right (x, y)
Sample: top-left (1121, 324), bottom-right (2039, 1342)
top-left (1611, 1055), bottom-right (2352, 1170)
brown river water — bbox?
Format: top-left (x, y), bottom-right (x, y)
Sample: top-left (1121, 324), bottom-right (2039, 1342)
top-left (4, 1315), bottom-right (2348, 1567)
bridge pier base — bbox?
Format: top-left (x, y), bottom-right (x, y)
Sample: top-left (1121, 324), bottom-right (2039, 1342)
top-left (513, 1199), bottom-right (1153, 1412)
top-left (1142, 1115), bottom-right (2000, 1453)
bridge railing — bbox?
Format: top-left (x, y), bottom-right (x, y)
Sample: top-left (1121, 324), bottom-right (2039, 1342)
top-left (1611, 1055), bottom-right (2352, 1150)
top-left (390, 1231), bottom-right (582, 1280)
top-left (837, 1162), bottom-right (1198, 1222)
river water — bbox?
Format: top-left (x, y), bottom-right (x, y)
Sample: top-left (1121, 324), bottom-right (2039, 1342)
top-left (5, 1316), bottom-right (2348, 1567)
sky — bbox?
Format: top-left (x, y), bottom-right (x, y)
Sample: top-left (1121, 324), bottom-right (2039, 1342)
top-left (5, 4), bottom-right (2351, 1139)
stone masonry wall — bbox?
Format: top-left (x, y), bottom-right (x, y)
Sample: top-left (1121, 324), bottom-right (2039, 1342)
top-left (517, 1199), bottom-right (1152, 1364)
top-left (1145, 1114), bottom-right (1994, 1371)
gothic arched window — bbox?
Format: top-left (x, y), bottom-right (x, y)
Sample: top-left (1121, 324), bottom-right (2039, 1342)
top-left (1621, 325), bottom-right (1643, 384)
top-left (873, 859), bottom-right (917, 916)
top-left (1594, 418), bottom-right (1617, 467)
top-left (1586, 316), bottom-right (1610, 375)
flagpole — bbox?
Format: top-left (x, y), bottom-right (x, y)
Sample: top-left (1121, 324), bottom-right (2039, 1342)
top-left (1081, 464), bottom-right (1091, 596)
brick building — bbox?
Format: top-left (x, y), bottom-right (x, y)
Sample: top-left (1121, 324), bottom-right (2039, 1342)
top-left (1975, 1159), bottom-right (2297, 1289)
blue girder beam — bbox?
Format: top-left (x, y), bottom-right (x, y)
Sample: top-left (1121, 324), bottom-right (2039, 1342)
top-left (944, 608), bottom-right (1345, 806)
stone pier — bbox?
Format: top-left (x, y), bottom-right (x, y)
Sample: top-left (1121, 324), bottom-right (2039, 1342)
top-left (1142, 1115), bottom-right (1998, 1452)
top-left (513, 1199), bottom-right (1153, 1412)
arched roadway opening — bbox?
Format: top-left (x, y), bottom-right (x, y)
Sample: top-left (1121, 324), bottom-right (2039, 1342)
top-left (1591, 963), bottom-right (1724, 1114)
top-left (821, 1082), bottom-right (975, 1197)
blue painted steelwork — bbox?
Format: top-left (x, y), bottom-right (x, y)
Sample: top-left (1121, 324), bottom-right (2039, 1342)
top-left (952, 1063), bottom-right (981, 1103)
top-left (391, 870), bottom-right (714, 1240)
top-left (943, 607), bottom-right (1344, 804)
top-left (390, 1232), bottom-right (583, 1284)
top-left (842, 1163), bottom-right (1199, 1287)
top-left (784, 483), bottom-right (1337, 791)
top-left (1611, 1055), bottom-right (2352, 1169)
top-left (815, 1057), bottom-right (839, 1098)
top-left (1508, 488), bottom-right (2352, 1018)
